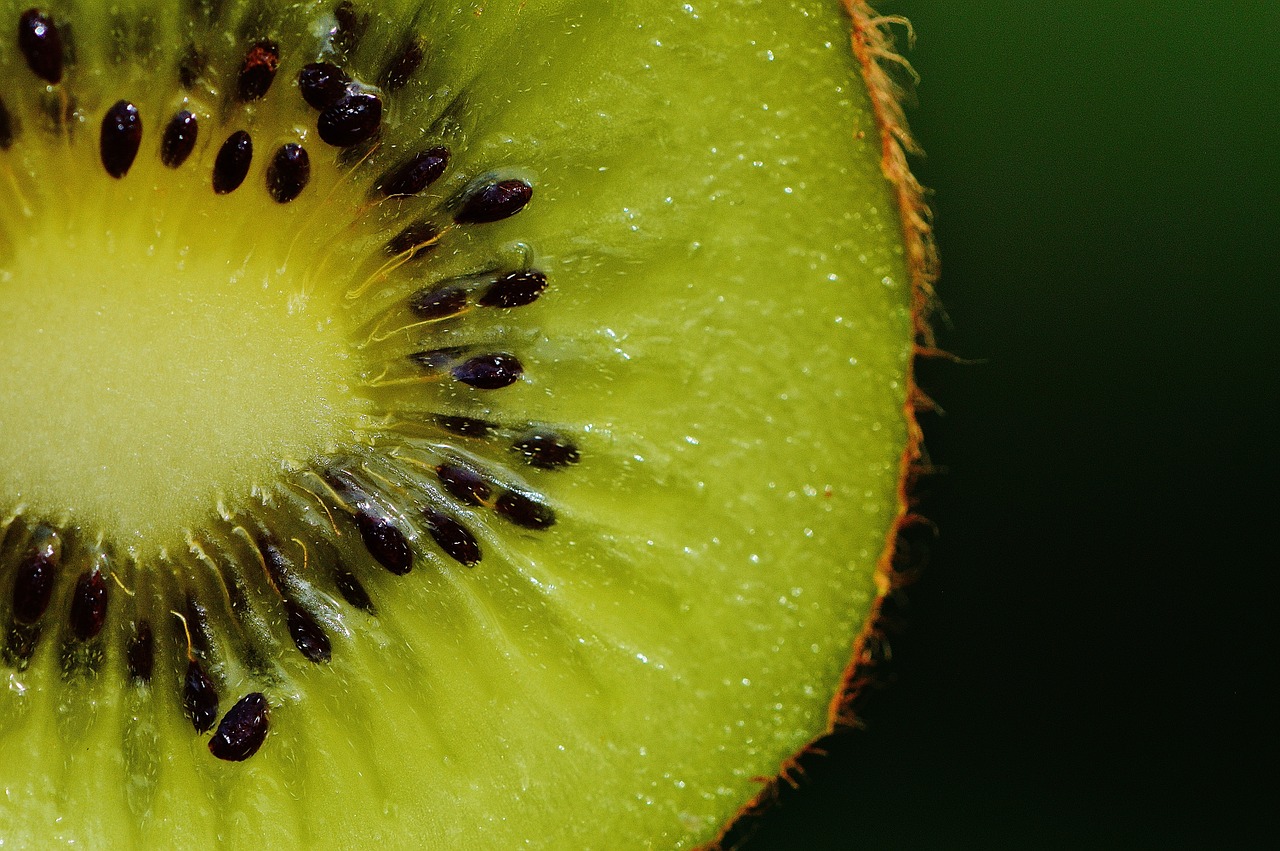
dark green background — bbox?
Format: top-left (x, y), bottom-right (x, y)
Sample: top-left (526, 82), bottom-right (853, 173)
top-left (742, 2), bottom-right (1278, 847)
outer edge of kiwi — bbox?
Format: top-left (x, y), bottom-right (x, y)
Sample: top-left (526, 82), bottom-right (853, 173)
top-left (706, 3), bottom-right (940, 848)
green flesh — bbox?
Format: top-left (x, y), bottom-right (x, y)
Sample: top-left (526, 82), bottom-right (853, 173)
top-left (0, 0), bottom-right (914, 847)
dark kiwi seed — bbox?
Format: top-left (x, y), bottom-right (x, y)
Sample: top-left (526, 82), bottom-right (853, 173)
top-left (213, 130), bottom-right (253, 194)
top-left (479, 270), bottom-right (548, 309)
top-left (0, 97), bottom-right (14, 149)
top-left (386, 221), bottom-right (439, 260)
top-left (354, 510), bottom-right (413, 575)
top-left (99, 100), bottom-right (142, 179)
top-left (333, 568), bottom-right (373, 612)
top-left (452, 353), bottom-right (523, 389)
top-left (297, 61), bottom-right (348, 110)
top-left (127, 621), bottom-right (154, 683)
top-left (69, 569), bottom-right (108, 641)
top-left (381, 36), bottom-right (424, 91)
top-left (183, 659), bottom-right (219, 733)
top-left (436, 415), bottom-right (498, 438)
top-left (423, 510), bottom-right (481, 567)
top-left (408, 346), bottom-right (466, 371)
top-left (18, 8), bottom-right (63, 84)
top-left (284, 600), bottom-right (331, 663)
top-left (12, 550), bottom-right (58, 625)
top-left (495, 491), bottom-right (557, 530)
top-left (379, 147), bottom-right (449, 197)
top-left (160, 109), bottom-right (198, 168)
top-left (455, 179), bottom-right (533, 224)
top-left (436, 464), bottom-right (492, 506)
top-left (183, 595), bottom-right (213, 659)
top-left (408, 285), bottom-right (467, 320)
top-left (266, 143), bottom-right (310, 203)
top-left (209, 692), bottom-right (270, 761)
top-left (317, 92), bottom-right (381, 147)
top-left (513, 431), bottom-right (581, 469)
top-left (236, 40), bottom-right (279, 102)
top-left (331, 1), bottom-right (364, 56)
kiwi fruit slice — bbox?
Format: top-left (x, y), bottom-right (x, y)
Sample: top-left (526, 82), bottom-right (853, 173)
top-left (0, 0), bottom-right (928, 846)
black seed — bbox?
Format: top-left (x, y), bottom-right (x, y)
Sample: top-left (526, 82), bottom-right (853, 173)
top-left (495, 491), bottom-right (556, 530)
top-left (184, 595), bottom-right (213, 660)
top-left (18, 9), bottom-right (63, 84)
top-left (99, 100), bottom-right (142, 179)
top-left (333, 568), bottom-right (373, 612)
top-left (381, 36), bottom-right (424, 91)
top-left (12, 551), bottom-right (58, 625)
top-left (209, 692), bottom-right (269, 761)
top-left (177, 44), bottom-right (205, 88)
top-left (256, 537), bottom-right (290, 588)
top-left (436, 464), bottom-right (491, 506)
top-left (236, 40), bottom-right (279, 102)
top-left (408, 285), bottom-right (466, 319)
top-left (409, 346), bottom-right (466, 371)
top-left (183, 659), bottom-right (219, 733)
top-left (332, 1), bottom-right (364, 57)
top-left (513, 431), bottom-right (581, 469)
top-left (386, 221), bottom-right (439, 260)
top-left (0, 97), bottom-right (14, 149)
top-left (379, 147), bottom-right (449, 197)
top-left (452, 353), bottom-right (523, 389)
top-left (69, 569), bottom-right (108, 641)
top-left (127, 621), bottom-right (154, 683)
top-left (285, 600), bottom-right (331, 663)
top-left (160, 109), bottom-right (198, 168)
top-left (479, 270), bottom-right (548, 309)
top-left (435, 415), bottom-right (497, 438)
top-left (213, 130), bottom-right (252, 194)
top-left (266, 143), bottom-right (310, 203)
top-left (317, 92), bottom-right (381, 147)
top-left (424, 510), bottom-right (481, 567)
top-left (354, 510), bottom-right (412, 575)
top-left (455, 179), bottom-right (533, 224)
top-left (298, 61), bottom-right (348, 110)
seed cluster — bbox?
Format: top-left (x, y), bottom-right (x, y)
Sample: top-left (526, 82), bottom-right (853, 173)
top-left (1, 3), bottom-right (582, 765)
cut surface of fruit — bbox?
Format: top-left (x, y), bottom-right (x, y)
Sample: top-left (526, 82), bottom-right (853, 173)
top-left (0, 1), bottom-right (921, 848)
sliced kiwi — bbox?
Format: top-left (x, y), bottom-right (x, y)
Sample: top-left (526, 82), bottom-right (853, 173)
top-left (0, 0), bottom-right (926, 847)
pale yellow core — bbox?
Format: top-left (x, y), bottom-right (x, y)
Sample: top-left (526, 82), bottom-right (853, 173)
top-left (0, 221), bottom-right (353, 554)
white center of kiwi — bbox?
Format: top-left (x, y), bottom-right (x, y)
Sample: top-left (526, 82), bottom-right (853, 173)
top-left (0, 224), bottom-right (358, 553)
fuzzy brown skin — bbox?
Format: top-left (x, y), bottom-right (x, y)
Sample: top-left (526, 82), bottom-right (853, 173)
top-left (705, 3), bottom-right (938, 848)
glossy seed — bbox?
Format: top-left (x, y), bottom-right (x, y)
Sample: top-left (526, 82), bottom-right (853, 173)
top-left (317, 92), bottom-right (382, 147)
top-left (381, 36), bottom-right (424, 91)
top-left (354, 510), bottom-right (412, 575)
top-left (334, 568), bottom-right (373, 612)
top-left (18, 9), bottom-right (63, 84)
top-left (424, 510), bottom-right (480, 566)
top-left (436, 415), bottom-right (498, 438)
top-left (160, 109), bottom-right (198, 168)
top-left (380, 147), bottom-right (449, 197)
top-left (285, 601), bottom-right (331, 663)
top-left (480, 270), bottom-right (548, 309)
top-left (455, 179), bottom-right (533, 224)
top-left (408, 285), bottom-right (467, 319)
top-left (452, 353), bottom-right (523, 389)
top-left (237, 40), bottom-right (279, 102)
top-left (69, 569), bottom-right (108, 641)
top-left (513, 432), bottom-right (581, 469)
top-left (213, 130), bottom-right (252, 194)
top-left (12, 551), bottom-right (57, 625)
top-left (209, 692), bottom-right (269, 761)
top-left (298, 61), bottom-right (349, 110)
top-left (386, 220), bottom-right (439, 260)
top-left (100, 100), bottom-right (142, 179)
top-left (495, 491), bottom-right (556, 530)
top-left (436, 464), bottom-right (492, 506)
top-left (0, 97), bottom-right (14, 149)
top-left (127, 621), bottom-right (154, 683)
top-left (184, 659), bottom-right (219, 733)
top-left (266, 143), bottom-right (310, 203)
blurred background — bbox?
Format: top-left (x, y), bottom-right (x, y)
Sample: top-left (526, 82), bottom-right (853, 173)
top-left (743, 2), bottom-right (1278, 847)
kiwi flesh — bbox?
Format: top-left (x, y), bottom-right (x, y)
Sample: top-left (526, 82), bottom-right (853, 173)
top-left (0, 0), bottom-right (925, 847)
